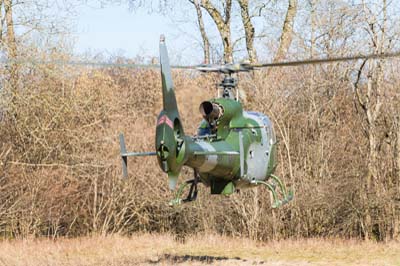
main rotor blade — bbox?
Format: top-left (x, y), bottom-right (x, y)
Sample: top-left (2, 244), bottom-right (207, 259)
top-left (251, 51), bottom-right (400, 68)
top-left (5, 51), bottom-right (400, 70)
top-left (0, 58), bottom-right (194, 69)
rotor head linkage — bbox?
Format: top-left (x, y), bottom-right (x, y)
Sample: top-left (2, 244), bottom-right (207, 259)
top-left (195, 63), bottom-right (253, 100)
top-left (220, 75), bottom-right (237, 99)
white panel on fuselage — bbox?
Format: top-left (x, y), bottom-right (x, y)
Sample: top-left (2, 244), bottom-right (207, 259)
top-left (243, 112), bottom-right (271, 181)
top-left (196, 141), bottom-right (218, 172)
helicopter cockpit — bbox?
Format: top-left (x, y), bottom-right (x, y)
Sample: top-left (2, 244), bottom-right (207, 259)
top-left (197, 101), bottom-right (224, 136)
top-left (197, 120), bottom-right (212, 136)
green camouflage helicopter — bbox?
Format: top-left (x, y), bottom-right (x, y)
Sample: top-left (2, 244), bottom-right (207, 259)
top-left (119, 35), bottom-right (400, 207)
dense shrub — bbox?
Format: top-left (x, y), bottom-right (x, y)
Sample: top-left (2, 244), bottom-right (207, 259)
top-left (0, 60), bottom-right (399, 241)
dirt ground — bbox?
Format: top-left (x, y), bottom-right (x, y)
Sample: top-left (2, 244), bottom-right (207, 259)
top-left (0, 234), bottom-right (399, 266)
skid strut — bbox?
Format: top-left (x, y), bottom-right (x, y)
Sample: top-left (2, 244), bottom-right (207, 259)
top-left (169, 170), bottom-right (200, 206)
top-left (252, 174), bottom-right (294, 208)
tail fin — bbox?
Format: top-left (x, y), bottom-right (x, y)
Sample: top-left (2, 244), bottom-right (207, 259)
top-left (118, 37), bottom-right (185, 183)
top-left (159, 35), bottom-right (181, 122)
top-left (155, 36), bottom-right (187, 190)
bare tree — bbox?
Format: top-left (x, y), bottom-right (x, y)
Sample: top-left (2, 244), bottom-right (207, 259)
top-left (274, 0), bottom-right (297, 61)
top-left (200, 0), bottom-right (233, 63)
top-left (4, 0), bottom-right (16, 59)
top-left (3, 0), bottom-right (18, 92)
top-left (308, 0), bottom-right (317, 57)
top-left (0, 0), bottom-right (3, 45)
top-left (396, 115), bottom-right (400, 183)
top-left (351, 0), bottom-right (392, 240)
top-left (237, 0), bottom-right (257, 63)
top-left (191, 0), bottom-right (210, 64)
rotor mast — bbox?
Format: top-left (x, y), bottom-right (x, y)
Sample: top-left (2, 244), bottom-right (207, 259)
top-left (220, 74), bottom-right (237, 99)
top-left (196, 63), bottom-right (253, 101)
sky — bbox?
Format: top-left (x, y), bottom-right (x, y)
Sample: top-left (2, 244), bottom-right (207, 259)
top-left (13, 1), bottom-right (400, 66)
top-left (69, 1), bottom-right (286, 65)
top-left (73, 3), bottom-right (203, 64)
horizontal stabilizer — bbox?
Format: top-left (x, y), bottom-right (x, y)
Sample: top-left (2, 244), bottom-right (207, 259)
top-left (121, 151), bottom-right (157, 157)
top-left (119, 133), bottom-right (156, 178)
top-left (193, 151), bottom-right (239, 156)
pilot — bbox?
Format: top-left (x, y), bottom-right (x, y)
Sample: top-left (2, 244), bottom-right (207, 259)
top-left (197, 119), bottom-right (212, 136)
top-left (198, 101), bottom-right (221, 136)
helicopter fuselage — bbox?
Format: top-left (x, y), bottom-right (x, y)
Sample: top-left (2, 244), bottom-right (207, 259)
top-left (160, 97), bottom-right (278, 195)
top-left (121, 36), bottom-right (292, 207)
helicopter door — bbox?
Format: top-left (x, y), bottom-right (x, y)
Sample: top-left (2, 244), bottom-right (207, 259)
top-left (243, 112), bottom-right (276, 181)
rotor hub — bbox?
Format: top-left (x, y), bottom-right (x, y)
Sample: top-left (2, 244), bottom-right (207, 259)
top-left (220, 75), bottom-right (237, 99)
top-left (195, 63), bottom-right (251, 100)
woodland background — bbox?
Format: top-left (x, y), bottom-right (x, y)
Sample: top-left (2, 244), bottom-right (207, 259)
top-left (0, 0), bottom-right (399, 242)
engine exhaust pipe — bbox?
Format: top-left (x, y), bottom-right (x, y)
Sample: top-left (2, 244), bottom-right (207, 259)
top-left (199, 101), bottom-right (222, 121)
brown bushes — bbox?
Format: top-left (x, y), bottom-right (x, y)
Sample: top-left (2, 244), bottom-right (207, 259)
top-left (0, 59), bottom-right (399, 241)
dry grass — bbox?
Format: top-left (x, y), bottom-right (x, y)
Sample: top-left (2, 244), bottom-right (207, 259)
top-left (0, 234), bottom-right (398, 266)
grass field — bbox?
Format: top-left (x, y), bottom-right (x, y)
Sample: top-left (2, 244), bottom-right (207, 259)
top-left (0, 234), bottom-right (399, 266)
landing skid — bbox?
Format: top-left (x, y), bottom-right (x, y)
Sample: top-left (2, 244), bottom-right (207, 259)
top-left (251, 174), bottom-right (294, 208)
top-left (169, 172), bottom-right (293, 208)
top-left (169, 170), bottom-right (200, 206)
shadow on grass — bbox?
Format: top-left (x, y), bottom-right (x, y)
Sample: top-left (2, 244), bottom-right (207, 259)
top-left (148, 254), bottom-right (248, 264)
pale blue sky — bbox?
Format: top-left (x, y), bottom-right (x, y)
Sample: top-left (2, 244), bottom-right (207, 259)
top-left (73, 4), bottom-right (204, 64)
top-left (13, 1), bottom-right (400, 65)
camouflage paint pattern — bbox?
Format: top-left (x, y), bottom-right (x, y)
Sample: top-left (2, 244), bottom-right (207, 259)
top-left (154, 38), bottom-right (279, 194)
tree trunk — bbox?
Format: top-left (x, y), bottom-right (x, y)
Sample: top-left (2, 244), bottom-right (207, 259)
top-left (237, 0), bottom-right (257, 63)
top-left (0, 1), bottom-right (4, 45)
top-left (362, 60), bottom-right (383, 240)
top-left (193, 0), bottom-right (210, 64)
top-left (4, 0), bottom-right (18, 92)
top-left (201, 0), bottom-right (233, 63)
top-left (396, 116), bottom-right (400, 184)
top-left (274, 0), bottom-right (298, 61)
top-left (309, 0), bottom-right (317, 58)
top-left (221, 27), bottom-right (232, 63)
top-left (352, 0), bottom-right (388, 237)
top-left (395, 115), bottom-right (400, 239)
top-left (395, 116), bottom-right (400, 187)
top-left (4, 0), bottom-right (16, 60)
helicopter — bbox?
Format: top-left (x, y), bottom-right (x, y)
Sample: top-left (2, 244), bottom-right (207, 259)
top-left (119, 35), bottom-right (400, 207)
